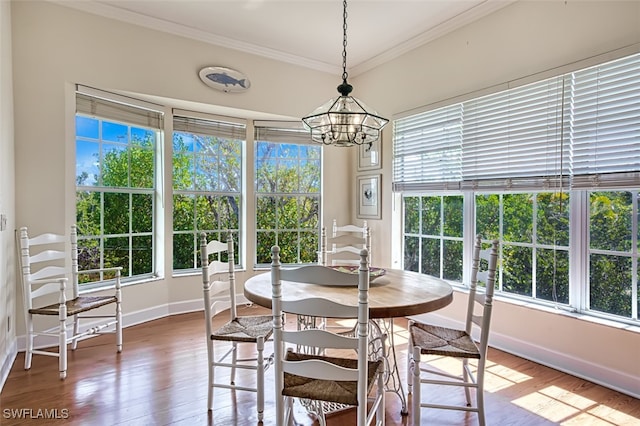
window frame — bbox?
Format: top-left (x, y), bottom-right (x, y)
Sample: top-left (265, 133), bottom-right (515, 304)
top-left (254, 122), bottom-right (322, 267)
top-left (75, 88), bottom-right (164, 288)
top-left (171, 112), bottom-right (245, 272)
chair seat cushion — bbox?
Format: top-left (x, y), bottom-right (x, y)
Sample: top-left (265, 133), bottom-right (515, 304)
top-left (282, 351), bottom-right (383, 406)
top-left (29, 295), bottom-right (117, 316)
top-left (211, 315), bottom-right (273, 342)
top-left (410, 322), bottom-right (480, 359)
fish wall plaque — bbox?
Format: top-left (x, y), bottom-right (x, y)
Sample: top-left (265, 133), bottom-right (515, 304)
top-left (198, 66), bottom-right (251, 93)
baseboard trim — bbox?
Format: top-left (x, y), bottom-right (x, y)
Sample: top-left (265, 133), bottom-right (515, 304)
top-left (0, 340), bottom-right (18, 393)
top-left (407, 312), bottom-right (640, 400)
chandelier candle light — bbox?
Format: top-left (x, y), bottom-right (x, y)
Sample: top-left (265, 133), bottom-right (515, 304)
top-left (302, 0), bottom-right (389, 147)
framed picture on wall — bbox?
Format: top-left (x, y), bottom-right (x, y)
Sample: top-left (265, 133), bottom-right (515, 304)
top-left (357, 139), bottom-right (381, 171)
top-left (357, 174), bottom-right (381, 219)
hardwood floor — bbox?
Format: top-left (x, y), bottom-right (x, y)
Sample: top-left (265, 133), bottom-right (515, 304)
top-left (1, 305), bottom-right (638, 425)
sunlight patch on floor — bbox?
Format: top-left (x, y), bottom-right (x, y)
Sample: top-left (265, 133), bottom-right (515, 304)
top-left (483, 360), bottom-right (533, 392)
top-left (511, 385), bottom-right (639, 425)
top-left (569, 403), bottom-right (640, 426)
top-left (512, 389), bottom-right (583, 423)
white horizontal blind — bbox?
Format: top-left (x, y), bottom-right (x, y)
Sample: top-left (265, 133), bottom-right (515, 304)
top-left (462, 77), bottom-right (570, 187)
top-left (570, 54), bottom-right (640, 188)
top-left (255, 121), bottom-right (314, 144)
top-left (393, 104), bottom-right (462, 191)
top-left (173, 115), bottom-right (246, 140)
top-left (76, 93), bottom-right (163, 130)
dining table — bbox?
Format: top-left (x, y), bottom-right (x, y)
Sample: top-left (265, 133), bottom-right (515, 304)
top-left (243, 266), bottom-right (454, 415)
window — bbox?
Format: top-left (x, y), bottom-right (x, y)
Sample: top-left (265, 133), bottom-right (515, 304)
top-left (476, 192), bottom-right (570, 303)
top-left (588, 191), bottom-right (639, 319)
top-left (254, 123), bottom-right (321, 265)
top-left (394, 52), bottom-right (640, 324)
top-left (75, 89), bottom-right (163, 285)
top-left (403, 195), bottom-right (463, 281)
top-left (172, 114), bottom-right (244, 270)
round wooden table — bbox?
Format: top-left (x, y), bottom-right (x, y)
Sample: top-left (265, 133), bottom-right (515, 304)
top-left (244, 267), bottom-right (454, 416)
top-left (243, 267), bottom-right (454, 319)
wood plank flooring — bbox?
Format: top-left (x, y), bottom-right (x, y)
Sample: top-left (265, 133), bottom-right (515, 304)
top-left (1, 305), bottom-right (638, 425)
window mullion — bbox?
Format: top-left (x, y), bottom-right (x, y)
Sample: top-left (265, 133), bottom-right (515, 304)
top-left (569, 191), bottom-right (588, 311)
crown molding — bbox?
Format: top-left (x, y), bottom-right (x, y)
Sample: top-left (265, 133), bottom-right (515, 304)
top-left (352, 0), bottom-right (516, 76)
top-left (52, 0), bottom-right (514, 78)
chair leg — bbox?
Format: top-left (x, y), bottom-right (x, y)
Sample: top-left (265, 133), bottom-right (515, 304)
top-left (476, 365), bottom-right (486, 426)
top-left (59, 311), bottom-right (68, 379)
top-left (115, 298), bottom-right (123, 352)
top-left (207, 339), bottom-right (214, 411)
top-left (406, 320), bottom-right (414, 394)
top-left (24, 315), bottom-right (33, 370)
top-left (283, 396), bottom-right (293, 426)
top-left (230, 341), bottom-right (237, 385)
top-left (411, 346), bottom-right (421, 426)
top-left (276, 387), bottom-right (285, 426)
top-left (377, 362), bottom-right (386, 425)
top-left (257, 337), bottom-right (265, 422)
top-left (71, 316), bottom-right (80, 350)
top-left (463, 358), bottom-right (472, 406)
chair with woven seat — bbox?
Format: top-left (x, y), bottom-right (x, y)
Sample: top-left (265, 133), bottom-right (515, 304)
top-left (18, 225), bottom-right (123, 379)
top-left (407, 235), bottom-right (498, 426)
top-left (201, 232), bottom-right (273, 421)
top-left (320, 219), bottom-right (370, 266)
top-left (271, 245), bottom-right (385, 426)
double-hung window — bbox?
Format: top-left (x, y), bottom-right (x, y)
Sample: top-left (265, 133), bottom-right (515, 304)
top-left (75, 87), bottom-right (164, 285)
top-left (172, 113), bottom-right (244, 270)
top-left (394, 51), bottom-right (640, 323)
top-left (254, 122), bottom-right (321, 265)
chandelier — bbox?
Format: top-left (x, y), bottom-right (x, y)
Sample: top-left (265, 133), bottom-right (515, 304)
top-left (301, 0), bottom-right (389, 147)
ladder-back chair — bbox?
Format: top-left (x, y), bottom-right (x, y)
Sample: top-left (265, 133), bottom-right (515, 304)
top-left (18, 225), bottom-right (123, 379)
top-left (271, 245), bottom-right (385, 426)
top-left (407, 235), bottom-right (499, 426)
top-left (201, 232), bottom-right (273, 421)
top-left (320, 219), bottom-right (370, 266)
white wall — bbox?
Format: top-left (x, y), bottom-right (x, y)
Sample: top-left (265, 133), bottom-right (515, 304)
top-left (3, 0), bottom-right (640, 398)
top-left (0, 0), bottom-right (17, 389)
top-left (355, 1), bottom-right (640, 398)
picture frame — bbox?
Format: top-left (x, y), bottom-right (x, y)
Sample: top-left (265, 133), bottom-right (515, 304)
top-left (357, 139), bottom-right (381, 171)
top-left (357, 174), bottom-right (381, 220)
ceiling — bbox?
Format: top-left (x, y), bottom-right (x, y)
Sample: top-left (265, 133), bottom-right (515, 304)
top-left (56, 0), bottom-right (514, 76)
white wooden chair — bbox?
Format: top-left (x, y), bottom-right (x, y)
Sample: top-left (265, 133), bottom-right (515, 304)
top-left (407, 235), bottom-right (498, 426)
top-left (201, 232), bottom-right (273, 421)
top-left (271, 245), bottom-right (385, 426)
top-left (319, 219), bottom-right (370, 266)
top-left (18, 225), bottom-right (123, 379)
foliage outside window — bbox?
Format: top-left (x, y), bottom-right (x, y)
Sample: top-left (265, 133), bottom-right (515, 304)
top-left (172, 117), bottom-right (243, 270)
top-left (75, 115), bottom-right (157, 284)
top-left (475, 192), bottom-right (569, 303)
top-left (255, 138), bottom-right (321, 265)
top-left (404, 195), bottom-right (463, 281)
top-left (589, 191), bottom-right (639, 319)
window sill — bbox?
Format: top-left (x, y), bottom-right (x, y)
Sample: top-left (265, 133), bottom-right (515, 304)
top-left (80, 275), bottom-right (164, 295)
top-left (450, 284), bottom-right (640, 334)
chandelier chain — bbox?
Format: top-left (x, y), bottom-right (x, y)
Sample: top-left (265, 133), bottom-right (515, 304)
top-left (342, 0), bottom-right (348, 84)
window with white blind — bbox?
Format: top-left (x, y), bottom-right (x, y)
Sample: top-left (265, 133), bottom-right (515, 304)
top-left (254, 122), bottom-right (321, 266)
top-left (395, 52), bottom-right (640, 324)
top-left (172, 112), bottom-right (244, 271)
top-left (75, 86), bottom-right (164, 286)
